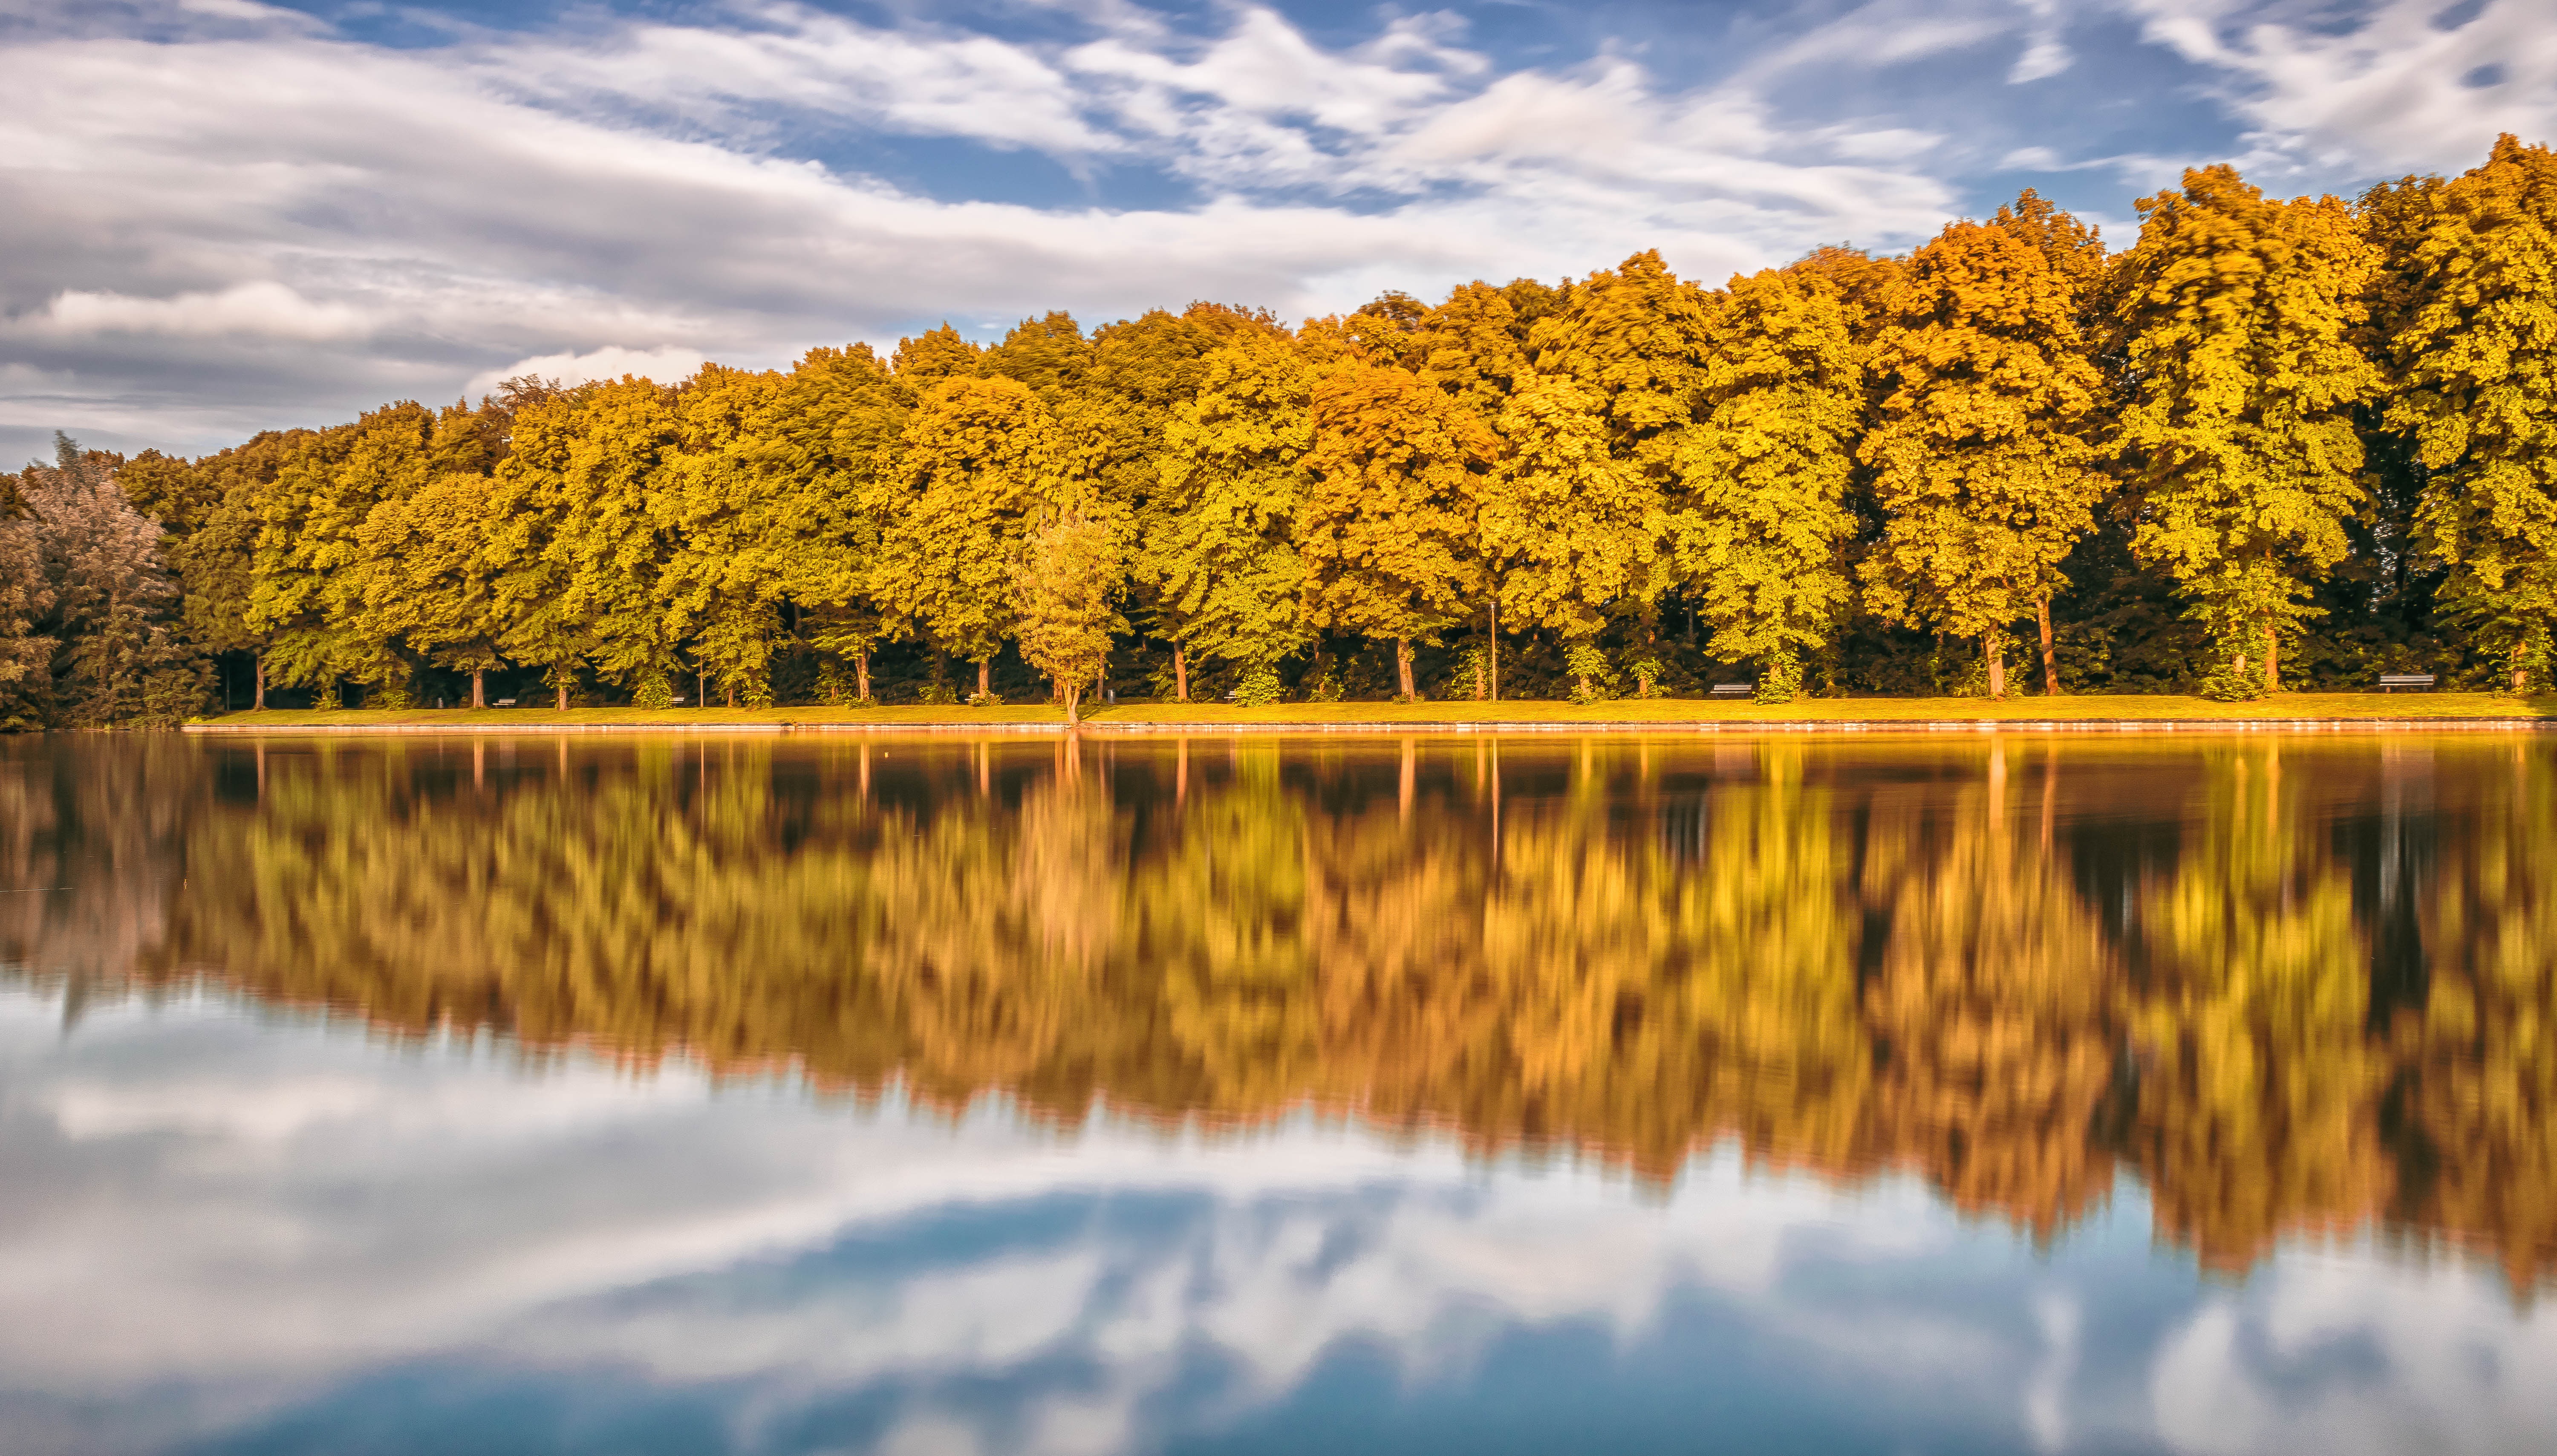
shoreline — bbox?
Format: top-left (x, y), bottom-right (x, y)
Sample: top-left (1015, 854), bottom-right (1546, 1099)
top-left (181, 695), bottom-right (2557, 736)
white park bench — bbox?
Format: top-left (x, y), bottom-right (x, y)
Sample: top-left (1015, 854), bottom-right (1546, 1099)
top-left (2377, 675), bottom-right (2436, 693)
top-left (494, 698), bottom-right (517, 707)
top-left (1709, 683), bottom-right (1754, 698)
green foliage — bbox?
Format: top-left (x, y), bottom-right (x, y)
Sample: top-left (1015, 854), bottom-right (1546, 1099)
top-left (1564, 641), bottom-right (1618, 703)
top-left (1754, 649), bottom-right (1803, 704)
top-left (1233, 663), bottom-right (1284, 706)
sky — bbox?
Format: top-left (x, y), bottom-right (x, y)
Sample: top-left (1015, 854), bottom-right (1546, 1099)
top-left (0, 0), bottom-right (2551, 464)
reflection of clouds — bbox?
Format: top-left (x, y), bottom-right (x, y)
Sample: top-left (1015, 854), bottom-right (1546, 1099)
top-left (2151, 1253), bottom-right (2557, 1456)
top-left (6, 989), bottom-right (2557, 1456)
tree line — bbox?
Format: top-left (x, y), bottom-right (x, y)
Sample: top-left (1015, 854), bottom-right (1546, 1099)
top-left (12, 733), bottom-right (2551, 1289)
top-left (7, 136), bottom-right (2556, 725)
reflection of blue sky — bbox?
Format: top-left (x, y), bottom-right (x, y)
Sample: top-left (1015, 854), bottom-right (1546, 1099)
top-left (4, 987), bottom-right (2553, 1456)
top-left (7, 0), bottom-right (2554, 461)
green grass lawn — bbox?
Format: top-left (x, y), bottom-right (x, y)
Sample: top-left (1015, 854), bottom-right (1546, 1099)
top-left (191, 691), bottom-right (2557, 731)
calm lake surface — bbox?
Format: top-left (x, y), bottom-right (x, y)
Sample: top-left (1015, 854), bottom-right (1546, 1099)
top-left (4, 730), bottom-right (2555, 1456)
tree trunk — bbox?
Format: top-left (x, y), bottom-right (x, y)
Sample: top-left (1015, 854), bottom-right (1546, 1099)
top-left (855, 649), bottom-right (870, 703)
top-left (1986, 630), bottom-right (2006, 700)
top-left (556, 677), bottom-right (569, 711)
top-left (471, 669), bottom-right (486, 709)
top-left (1489, 595), bottom-right (1499, 702)
top-left (1063, 680), bottom-right (1080, 726)
top-left (977, 658), bottom-right (991, 701)
top-left (1174, 644), bottom-right (1188, 703)
top-left (2038, 596), bottom-right (2058, 696)
top-left (2516, 660), bottom-right (2529, 695)
top-left (1396, 638), bottom-right (1414, 699)
top-left (253, 652), bottom-right (265, 711)
top-left (2263, 618), bottom-right (2281, 692)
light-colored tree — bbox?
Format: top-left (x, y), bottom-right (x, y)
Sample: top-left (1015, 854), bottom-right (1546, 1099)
top-left (1015, 507), bottom-right (1123, 724)
top-left (875, 376), bottom-right (1064, 701)
top-left (2382, 136), bottom-right (2557, 692)
top-left (1483, 373), bottom-right (1662, 696)
top-left (2111, 165), bottom-right (2383, 695)
top-left (1146, 337), bottom-right (1317, 701)
top-left (1861, 213), bottom-right (2109, 699)
top-left (1299, 366), bottom-right (1499, 699)
top-left (1672, 263), bottom-right (1868, 703)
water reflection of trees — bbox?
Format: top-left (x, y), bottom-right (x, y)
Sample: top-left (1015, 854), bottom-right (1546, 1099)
top-left (9, 733), bottom-right (2557, 1290)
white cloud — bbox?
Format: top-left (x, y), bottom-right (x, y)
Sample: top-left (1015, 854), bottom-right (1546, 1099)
top-left (19, 283), bottom-right (374, 342)
top-left (0, 0), bottom-right (1998, 458)
top-left (465, 345), bottom-right (713, 395)
top-left (2118, 0), bottom-right (2557, 178)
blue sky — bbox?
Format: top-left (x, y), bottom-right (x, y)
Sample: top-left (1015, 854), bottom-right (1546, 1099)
top-left (0, 0), bottom-right (2550, 461)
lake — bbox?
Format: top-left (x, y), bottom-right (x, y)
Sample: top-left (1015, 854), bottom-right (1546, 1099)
top-left (4, 730), bottom-right (2553, 1455)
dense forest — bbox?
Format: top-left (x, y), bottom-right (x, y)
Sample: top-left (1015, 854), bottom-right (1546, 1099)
top-left (6, 137), bottom-right (2556, 726)
top-left (9, 734), bottom-right (2552, 1289)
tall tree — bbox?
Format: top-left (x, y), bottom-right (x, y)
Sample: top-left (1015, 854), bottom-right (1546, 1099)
top-left (779, 343), bottom-right (912, 703)
top-left (2111, 165), bottom-right (2384, 695)
top-left (1088, 303), bottom-right (1287, 695)
top-left (358, 401), bottom-right (513, 706)
top-left (3, 435), bottom-right (199, 726)
top-left (485, 379), bottom-right (596, 709)
top-left (876, 376), bottom-right (1064, 700)
top-left (1483, 373), bottom-right (1662, 695)
top-left (546, 378), bottom-right (687, 702)
top-left (1672, 262), bottom-right (1869, 702)
top-left (2382, 136), bottom-right (2557, 692)
top-left (1529, 251), bottom-right (1717, 678)
top-left (1861, 213), bottom-right (2110, 699)
top-left (1146, 336), bottom-right (1317, 701)
top-left (250, 403), bottom-right (437, 703)
top-left (1300, 366), bottom-right (1498, 698)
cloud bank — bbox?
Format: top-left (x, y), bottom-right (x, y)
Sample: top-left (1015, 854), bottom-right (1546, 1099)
top-left (0, 0), bottom-right (2549, 461)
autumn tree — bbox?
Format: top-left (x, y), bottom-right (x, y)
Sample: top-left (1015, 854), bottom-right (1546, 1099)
top-left (247, 404), bottom-right (439, 702)
top-left (1672, 263), bottom-right (1867, 703)
top-left (1862, 212), bottom-right (2109, 699)
top-left (1483, 373), bottom-right (1661, 697)
top-left (1146, 336), bottom-right (1318, 701)
top-left (2381, 136), bottom-right (2557, 692)
top-left (1015, 508), bottom-right (1122, 724)
top-left (1530, 251), bottom-right (1716, 680)
top-left (357, 400), bottom-right (513, 706)
top-left (1082, 303), bottom-right (1294, 698)
top-left (1300, 366), bottom-right (1498, 699)
top-left (2, 435), bottom-right (199, 725)
top-left (485, 379), bottom-right (598, 709)
top-left (2111, 165), bottom-right (2383, 695)
top-left (546, 378), bottom-right (687, 704)
top-left (876, 376), bottom-right (1064, 701)
top-left (778, 344), bottom-right (912, 704)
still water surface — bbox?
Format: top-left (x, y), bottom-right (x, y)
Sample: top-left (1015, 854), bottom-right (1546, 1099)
top-left (4, 732), bottom-right (2554, 1455)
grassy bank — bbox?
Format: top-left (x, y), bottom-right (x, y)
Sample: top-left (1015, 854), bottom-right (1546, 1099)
top-left (189, 692), bottom-right (2557, 731)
